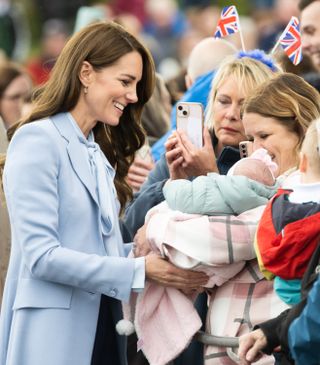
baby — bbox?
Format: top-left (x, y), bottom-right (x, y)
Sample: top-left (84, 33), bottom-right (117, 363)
top-left (164, 148), bottom-right (278, 216)
top-left (228, 148), bottom-right (277, 186)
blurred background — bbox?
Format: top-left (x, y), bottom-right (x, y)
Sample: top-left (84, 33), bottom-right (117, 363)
top-left (0, 0), bottom-right (300, 85)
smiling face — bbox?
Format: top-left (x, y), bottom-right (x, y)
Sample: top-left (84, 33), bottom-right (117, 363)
top-left (76, 51), bottom-right (143, 133)
top-left (242, 112), bottom-right (300, 176)
top-left (212, 76), bottom-right (247, 151)
top-left (301, 1), bottom-right (320, 71)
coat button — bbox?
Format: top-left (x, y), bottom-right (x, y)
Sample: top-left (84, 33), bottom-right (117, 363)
top-left (109, 288), bottom-right (118, 297)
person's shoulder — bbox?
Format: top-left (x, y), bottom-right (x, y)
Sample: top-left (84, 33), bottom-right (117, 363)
top-left (9, 118), bottom-right (59, 155)
top-left (13, 118), bottom-right (57, 140)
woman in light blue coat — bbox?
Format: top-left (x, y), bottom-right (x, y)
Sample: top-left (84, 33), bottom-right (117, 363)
top-left (0, 22), bottom-right (208, 365)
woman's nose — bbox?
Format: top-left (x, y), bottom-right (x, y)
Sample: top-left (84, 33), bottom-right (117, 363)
top-left (225, 103), bottom-right (240, 121)
top-left (126, 89), bottom-right (138, 103)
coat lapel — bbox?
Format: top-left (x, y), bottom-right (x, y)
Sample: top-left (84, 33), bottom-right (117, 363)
top-left (50, 113), bottom-right (99, 206)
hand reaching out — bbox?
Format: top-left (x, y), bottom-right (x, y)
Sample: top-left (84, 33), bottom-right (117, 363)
top-left (126, 156), bottom-right (154, 192)
top-left (133, 222), bottom-right (209, 291)
top-left (145, 253), bottom-right (209, 290)
top-left (133, 223), bottom-right (151, 257)
top-left (238, 329), bottom-right (268, 365)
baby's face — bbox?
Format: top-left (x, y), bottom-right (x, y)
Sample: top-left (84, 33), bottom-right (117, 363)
top-left (231, 158), bottom-right (275, 186)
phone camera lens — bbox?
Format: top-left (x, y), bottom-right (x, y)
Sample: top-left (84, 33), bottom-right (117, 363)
top-left (178, 105), bottom-right (183, 110)
top-left (182, 110), bottom-right (187, 116)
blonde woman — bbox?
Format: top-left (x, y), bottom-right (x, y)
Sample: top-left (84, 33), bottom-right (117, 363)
top-left (124, 54), bottom-right (280, 240)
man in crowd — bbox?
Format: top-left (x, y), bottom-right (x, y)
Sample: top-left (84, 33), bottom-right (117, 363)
top-left (300, 0), bottom-right (320, 71)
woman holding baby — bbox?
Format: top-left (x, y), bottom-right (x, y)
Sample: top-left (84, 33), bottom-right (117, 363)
top-left (134, 71), bottom-right (320, 365)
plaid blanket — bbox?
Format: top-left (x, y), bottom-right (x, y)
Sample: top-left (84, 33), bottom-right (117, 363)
top-left (146, 203), bottom-right (289, 364)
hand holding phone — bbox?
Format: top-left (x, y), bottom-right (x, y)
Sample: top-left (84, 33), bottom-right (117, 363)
top-left (176, 102), bottom-right (203, 149)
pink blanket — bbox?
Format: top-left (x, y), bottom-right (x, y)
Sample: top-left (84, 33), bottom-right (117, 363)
top-left (122, 203), bottom-right (247, 365)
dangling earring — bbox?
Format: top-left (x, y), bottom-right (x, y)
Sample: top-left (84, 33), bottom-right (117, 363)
top-left (84, 86), bottom-right (88, 94)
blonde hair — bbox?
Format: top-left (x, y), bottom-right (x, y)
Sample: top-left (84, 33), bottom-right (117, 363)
top-left (243, 73), bottom-right (320, 168)
top-left (205, 56), bottom-right (279, 129)
top-left (0, 21), bottom-right (155, 212)
top-left (300, 119), bottom-right (320, 176)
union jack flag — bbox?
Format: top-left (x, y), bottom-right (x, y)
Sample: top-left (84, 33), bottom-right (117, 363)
top-left (279, 16), bottom-right (302, 65)
top-left (214, 6), bottom-right (240, 38)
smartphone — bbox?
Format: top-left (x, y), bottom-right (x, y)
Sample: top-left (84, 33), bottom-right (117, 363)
top-left (176, 102), bottom-right (204, 148)
top-left (239, 141), bottom-right (253, 159)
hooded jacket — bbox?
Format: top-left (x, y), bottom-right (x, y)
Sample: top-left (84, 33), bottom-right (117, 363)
top-left (255, 189), bottom-right (320, 281)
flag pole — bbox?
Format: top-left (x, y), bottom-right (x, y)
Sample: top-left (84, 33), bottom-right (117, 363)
top-left (238, 21), bottom-right (246, 52)
top-left (270, 16), bottom-right (294, 54)
top-left (270, 37), bottom-right (281, 54)
top-left (234, 7), bottom-right (245, 51)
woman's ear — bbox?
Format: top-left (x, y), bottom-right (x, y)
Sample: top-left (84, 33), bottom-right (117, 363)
top-left (79, 61), bottom-right (93, 87)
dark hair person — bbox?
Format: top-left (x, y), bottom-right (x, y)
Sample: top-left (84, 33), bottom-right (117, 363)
top-left (0, 21), bottom-right (208, 365)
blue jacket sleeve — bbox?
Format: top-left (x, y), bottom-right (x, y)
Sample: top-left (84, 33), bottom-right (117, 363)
top-left (288, 275), bottom-right (320, 365)
top-left (122, 154), bottom-right (169, 240)
top-left (163, 174), bottom-right (277, 215)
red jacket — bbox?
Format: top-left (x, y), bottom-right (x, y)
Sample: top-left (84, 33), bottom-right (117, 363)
top-left (255, 189), bottom-right (320, 280)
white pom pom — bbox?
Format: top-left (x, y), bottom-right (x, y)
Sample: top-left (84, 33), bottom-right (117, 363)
top-left (116, 319), bottom-right (135, 336)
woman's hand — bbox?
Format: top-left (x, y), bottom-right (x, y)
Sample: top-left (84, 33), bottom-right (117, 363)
top-left (126, 157), bottom-right (154, 192)
top-left (177, 127), bottom-right (218, 177)
top-left (133, 224), bottom-right (151, 257)
top-left (165, 133), bottom-right (188, 180)
top-left (238, 329), bottom-right (267, 365)
top-left (145, 254), bottom-right (209, 290)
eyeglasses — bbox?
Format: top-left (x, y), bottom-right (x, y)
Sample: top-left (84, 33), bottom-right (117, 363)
top-left (1, 92), bottom-right (31, 103)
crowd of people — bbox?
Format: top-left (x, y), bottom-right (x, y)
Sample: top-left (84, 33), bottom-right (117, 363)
top-left (0, 1), bottom-right (320, 365)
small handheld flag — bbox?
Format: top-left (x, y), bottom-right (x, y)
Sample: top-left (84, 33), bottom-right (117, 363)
top-left (214, 5), bottom-right (245, 51)
top-left (271, 16), bottom-right (302, 65)
top-left (214, 6), bottom-right (239, 38)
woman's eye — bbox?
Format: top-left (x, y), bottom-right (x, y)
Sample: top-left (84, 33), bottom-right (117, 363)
top-left (260, 134), bottom-right (269, 140)
top-left (217, 99), bottom-right (229, 105)
top-left (121, 80), bottom-right (130, 87)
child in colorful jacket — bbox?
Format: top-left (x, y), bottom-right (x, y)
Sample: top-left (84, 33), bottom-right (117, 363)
top-left (255, 120), bottom-right (320, 305)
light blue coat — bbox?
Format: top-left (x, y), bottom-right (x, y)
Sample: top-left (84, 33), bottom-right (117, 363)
top-left (0, 113), bottom-right (139, 365)
top-left (163, 173), bottom-right (278, 215)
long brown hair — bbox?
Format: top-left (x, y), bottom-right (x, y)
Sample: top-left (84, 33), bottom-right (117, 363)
top-left (2, 21), bottom-right (155, 213)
